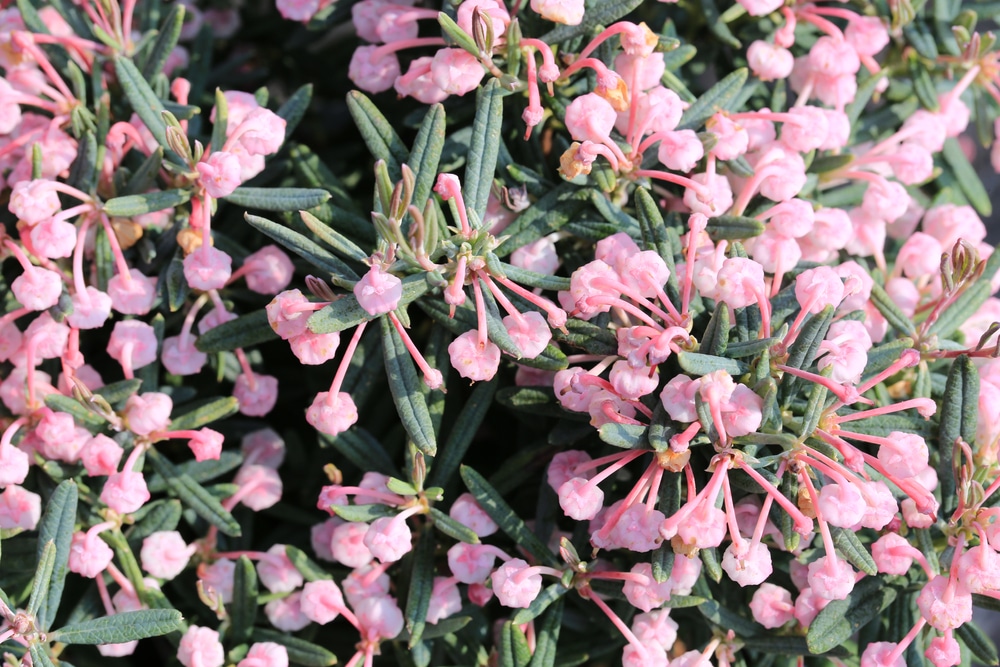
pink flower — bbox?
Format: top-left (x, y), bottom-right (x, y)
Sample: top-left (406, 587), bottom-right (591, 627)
top-left (363, 516), bottom-right (413, 563)
top-left (238, 643), bottom-right (289, 667)
top-left (184, 246), bottom-right (234, 291)
top-left (188, 428), bottom-right (224, 461)
top-left (817, 482), bottom-right (866, 528)
top-left (623, 563), bottom-right (672, 612)
top-left (657, 130), bottom-right (704, 172)
top-left (29, 218), bottom-right (76, 259)
top-left (448, 330), bottom-right (501, 381)
top-left (330, 522), bottom-right (374, 568)
top-left (199, 559), bottom-right (236, 603)
top-left (232, 465), bottom-right (283, 511)
top-left (107, 268), bottom-right (157, 315)
top-left (491, 558), bottom-right (542, 608)
top-left (530, 0), bottom-right (584, 24)
top-left (736, 0), bottom-right (782, 16)
top-left (306, 390), bottom-right (358, 436)
top-left (925, 635), bottom-right (961, 667)
top-left (68, 287), bottom-right (113, 330)
top-left (266, 289), bottom-right (313, 339)
top-left (565, 93), bottom-right (617, 144)
top-left (447, 543), bottom-right (500, 584)
top-left (557, 477), bottom-right (604, 520)
top-left (349, 46), bottom-right (401, 94)
top-left (197, 151), bottom-right (243, 198)
top-left (232, 108), bottom-right (287, 156)
top-left (504, 311), bottom-right (551, 359)
top-left (427, 577), bottom-right (462, 624)
top-left (101, 472), bottom-right (151, 514)
top-left (355, 596), bottom-right (404, 640)
top-left (917, 575), bottom-right (973, 631)
top-left (0, 485), bottom-right (42, 530)
top-left (162, 336), bottom-right (208, 376)
top-left (234, 373), bottom-right (279, 417)
top-left (862, 643), bottom-right (905, 667)
top-left (395, 57), bottom-right (448, 104)
top-left (354, 265), bottom-right (402, 316)
top-left (141, 531), bottom-right (197, 580)
top-left (0, 442), bottom-right (30, 487)
top-left (807, 556), bottom-right (855, 601)
top-left (68, 529), bottom-right (114, 578)
top-left (448, 493), bottom-right (498, 537)
top-left (9, 179), bottom-right (61, 224)
top-left (80, 433), bottom-right (124, 477)
top-left (264, 591), bottom-right (311, 632)
top-left (177, 626), bottom-right (224, 667)
top-left (258, 545), bottom-right (305, 593)
top-left (299, 579), bottom-right (346, 625)
top-left (749, 583), bottom-right (795, 628)
top-left (277, 0), bottom-right (322, 22)
top-left (430, 48), bottom-right (486, 96)
top-left (721, 542), bottom-right (773, 587)
top-left (242, 245), bottom-right (295, 294)
top-left (845, 16), bottom-right (889, 56)
top-left (12, 266), bottom-right (63, 311)
top-left (747, 41), bottom-right (793, 80)
top-left (124, 392), bottom-right (173, 436)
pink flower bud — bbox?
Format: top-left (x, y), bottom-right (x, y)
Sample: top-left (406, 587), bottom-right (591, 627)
top-left (530, 0), bottom-right (583, 24)
top-left (9, 180), bottom-right (61, 224)
top-left (449, 493), bottom-right (498, 536)
top-left (891, 142), bottom-right (934, 185)
top-left (354, 265), bottom-right (402, 316)
top-left (557, 477), bottom-right (604, 521)
top-left (0, 485), bottom-right (42, 530)
top-left (234, 373), bottom-right (279, 416)
top-left (395, 56), bottom-right (449, 105)
top-left (862, 642), bottom-right (905, 667)
top-left (0, 442), bottom-right (30, 487)
top-left (565, 93), bottom-right (617, 144)
top-left (242, 245), bottom-right (295, 294)
top-left (238, 643), bottom-right (289, 667)
top-left (264, 591), bottom-right (311, 632)
top-left (108, 268), bottom-right (158, 315)
top-left (162, 335), bottom-right (208, 376)
top-left (715, 257), bottom-right (765, 310)
top-left (299, 579), bottom-right (345, 625)
top-left (29, 218), bottom-right (77, 259)
top-left (707, 113), bottom-right (748, 160)
top-left (747, 41), bottom-right (793, 80)
top-left (184, 246), bottom-right (233, 291)
top-left (241, 428), bottom-right (286, 468)
top-left (330, 522), bottom-right (374, 568)
top-left (656, 129), bottom-right (704, 172)
top-left (794, 266), bottom-right (845, 314)
top-left (817, 482), bottom-right (867, 528)
top-left (267, 289), bottom-right (312, 339)
top-left (257, 545), bottom-right (305, 593)
top-left (895, 233), bottom-right (940, 279)
top-left (737, 0), bottom-right (782, 16)
top-left (124, 392), bottom-right (173, 436)
top-left (69, 529), bottom-right (114, 578)
top-left (141, 531), bottom-right (196, 580)
top-left (197, 151), bottom-right (243, 198)
top-left (722, 542), bottom-right (772, 587)
top-left (430, 48), bottom-right (486, 96)
top-left (427, 577), bottom-right (462, 624)
top-left (177, 626), bottom-right (224, 667)
top-left (364, 516), bottom-right (413, 563)
top-left (447, 543), bottom-right (499, 583)
top-left (68, 287), bottom-right (113, 330)
top-left (503, 311), bottom-right (551, 360)
top-left (877, 432), bottom-right (929, 479)
top-left (448, 330), bottom-right (501, 381)
top-left (188, 428), bottom-right (224, 461)
top-left (355, 596), bottom-right (404, 640)
top-left (233, 465), bottom-right (283, 511)
top-left (491, 558), bottom-right (542, 608)
top-left (306, 390), bottom-right (358, 436)
top-left (12, 266), bottom-right (63, 311)
top-left (198, 558), bottom-right (235, 603)
top-left (925, 635), bottom-right (961, 667)
top-left (78, 433), bottom-right (124, 477)
top-left (922, 204), bottom-right (986, 252)
top-left (234, 107), bottom-right (287, 157)
top-left (956, 545), bottom-right (1000, 594)
top-left (807, 556), bottom-right (855, 601)
top-left (349, 45), bottom-right (400, 94)
top-left (101, 471), bottom-right (151, 514)
top-left (749, 583), bottom-right (795, 628)
top-left (623, 562), bottom-right (672, 612)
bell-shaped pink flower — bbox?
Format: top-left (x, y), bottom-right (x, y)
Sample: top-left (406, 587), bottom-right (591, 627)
top-left (503, 311), bottom-right (551, 359)
top-left (237, 642), bottom-right (289, 667)
top-left (101, 471), bottom-right (151, 514)
top-left (188, 428), bottom-right (224, 461)
top-left (749, 583), bottom-right (795, 628)
top-left (108, 268), bottom-right (157, 315)
top-left (162, 335), bottom-right (209, 376)
top-left (257, 544), bottom-right (305, 593)
top-left (491, 558), bottom-right (542, 608)
top-left (530, 0), bottom-right (583, 24)
top-left (234, 373), bottom-right (280, 416)
top-left (363, 515), bottom-right (413, 563)
top-left (917, 575), bottom-right (973, 631)
top-left (69, 529), bottom-right (115, 578)
top-left (124, 392), bottom-right (173, 436)
top-left (197, 151), bottom-right (243, 198)
top-left (349, 45), bottom-right (401, 94)
top-left (623, 562), bottom-right (672, 612)
top-left (430, 48), bottom-right (485, 96)
top-left (242, 245), bottom-right (295, 294)
top-left (557, 477), bottom-right (604, 520)
top-left (68, 287), bottom-right (113, 330)
top-left (184, 246), bottom-right (233, 291)
top-left (565, 93), bottom-right (617, 144)
top-left (747, 40), bottom-right (793, 80)
top-left (29, 218), bottom-right (77, 259)
top-left (330, 522), bottom-right (374, 568)
top-left (448, 330), bottom-right (501, 382)
top-left (299, 579), bottom-right (346, 625)
top-left (355, 596), bottom-right (404, 640)
top-left (449, 493), bottom-right (498, 537)
top-left (12, 266), bottom-right (63, 311)
top-left (232, 464), bottom-right (283, 511)
top-left (306, 390), bottom-right (358, 436)
top-left (807, 556), bottom-right (856, 601)
top-left (177, 626), bottom-right (224, 667)
top-left (141, 531), bottom-right (197, 580)
top-left (354, 265), bottom-right (402, 316)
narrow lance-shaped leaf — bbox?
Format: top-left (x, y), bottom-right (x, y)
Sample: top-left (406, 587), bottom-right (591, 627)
top-left (527, 597), bottom-right (564, 667)
top-left (141, 3), bottom-right (185, 78)
top-left (678, 68), bottom-right (749, 130)
top-left (51, 609), bottom-right (185, 645)
top-left (277, 83), bottom-right (313, 139)
top-left (230, 555), bottom-right (257, 644)
top-left (27, 541), bottom-right (57, 619)
top-left (428, 507), bottom-right (481, 544)
top-left (380, 316), bottom-right (438, 456)
top-left (955, 621), bottom-right (1000, 666)
top-left (408, 103), bottom-right (446, 210)
top-left (499, 621), bottom-right (532, 667)
top-left (346, 91), bottom-right (408, 177)
top-left (806, 576), bottom-right (897, 654)
top-left (169, 397), bottom-right (239, 431)
top-left (942, 137), bottom-right (992, 215)
top-left (225, 187), bottom-right (331, 212)
top-left (195, 309), bottom-right (278, 353)
top-left (244, 213), bottom-right (358, 285)
top-left (869, 282), bottom-right (916, 335)
top-left (104, 189), bottom-right (192, 217)
top-left (460, 466), bottom-right (558, 567)
top-left (404, 528), bottom-right (436, 646)
top-left (35, 480), bottom-right (78, 630)
top-left (251, 629), bottom-right (338, 667)
top-left (937, 355), bottom-right (978, 513)
top-left (464, 79), bottom-right (504, 220)
top-left (114, 56), bottom-right (171, 151)
top-left (427, 379), bottom-right (497, 487)
top-left (147, 449), bottom-right (242, 536)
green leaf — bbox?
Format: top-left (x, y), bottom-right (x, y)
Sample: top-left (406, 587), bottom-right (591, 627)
top-left (428, 508), bottom-right (481, 544)
top-left (702, 305), bottom-right (730, 356)
top-left (300, 210), bottom-right (368, 263)
top-left (806, 576), bottom-right (896, 654)
top-left (114, 56), bottom-right (171, 151)
top-left (225, 187), bottom-right (331, 212)
top-left (277, 84), bottom-right (313, 139)
top-left (142, 4), bottom-right (184, 78)
top-left (164, 249), bottom-right (189, 312)
top-left (539, 0), bottom-right (642, 43)
top-left (27, 541), bottom-right (57, 619)
top-left (831, 527), bottom-right (877, 576)
top-left (195, 309), bottom-right (278, 353)
top-left (346, 91), bottom-right (408, 177)
top-left (706, 215), bottom-right (764, 241)
top-left (146, 452), bottom-right (242, 493)
top-left (490, 261), bottom-right (570, 292)
top-left (94, 379), bottom-right (143, 405)
top-left (598, 423), bottom-right (649, 449)
top-left (409, 103), bottom-right (446, 211)
top-left (230, 555), bottom-right (257, 644)
top-left (251, 629), bottom-right (338, 667)
top-left (499, 621), bottom-right (532, 667)
top-left (320, 429), bottom-right (397, 477)
top-left (128, 500), bottom-right (183, 545)
top-left (169, 397), bottom-right (239, 431)
top-left (330, 503), bottom-right (396, 522)
top-left (678, 68), bottom-right (749, 130)
top-left (308, 274), bottom-right (428, 334)
top-left (437, 12), bottom-right (479, 56)
top-left (244, 212), bottom-right (358, 284)
top-left (52, 609), bottom-right (184, 644)
top-left (928, 280), bottom-right (992, 339)
top-left (869, 282), bottom-right (916, 335)
top-left (527, 597), bottom-right (564, 667)
top-left (956, 620), bottom-right (999, 665)
top-left (285, 545), bottom-right (332, 582)
top-left (698, 598), bottom-right (763, 637)
top-left (427, 379), bottom-right (497, 487)
top-left (404, 528), bottom-right (436, 646)
top-left (780, 305), bottom-right (834, 402)
top-left (464, 80), bottom-right (504, 220)
top-left (937, 355), bottom-right (978, 513)
top-left (741, 636), bottom-right (847, 657)
top-left (499, 183), bottom-right (589, 254)
top-left (460, 466), bottom-right (558, 567)
top-left (942, 137), bottom-right (992, 215)
top-left (381, 316), bottom-right (438, 456)
top-left (211, 88), bottom-right (229, 154)
top-left (43, 394), bottom-right (105, 429)
top-left (677, 351), bottom-right (748, 376)
top-left (29, 645), bottom-right (57, 667)
top-left (635, 187), bottom-right (681, 303)
top-left (511, 584), bottom-right (568, 625)
top-left (147, 449), bottom-right (242, 536)
top-left (104, 189), bottom-right (191, 217)
top-left (700, 0), bottom-right (741, 47)
top-left (35, 480), bottom-right (78, 630)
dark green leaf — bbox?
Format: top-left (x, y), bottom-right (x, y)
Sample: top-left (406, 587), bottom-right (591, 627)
top-left (147, 450), bottom-right (241, 536)
top-left (244, 212), bottom-right (358, 284)
top-left (104, 189), bottom-right (191, 217)
top-left (678, 68), bottom-right (749, 130)
top-left (706, 215), bottom-right (764, 241)
top-left (53, 609), bottom-right (184, 644)
top-left (937, 355), bottom-right (978, 513)
top-left (381, 316), bottom-right (438, 456)
top-left (409, 104), bottom-right (447, 211)
top-left (499, 621), bottom-right (532, 667)
top-left (677, 351), bottom-right (748, 376)
top-left (251, 629), bottom-right (338, 667)
top-left (806, 576), bottom-right (896, 654)
top-left (27, 541), bottom-right (57, 619)
top-left (225, 187), bottom-right (331, 212)
top-left (346, 91), bottom-right (408, 177)
top-left (831, 527), bottom-right (877, 576)
top-left (428, 508), bottom-right (481, 544)
top-left (698, 598), bottom-right (763, 637)
top-left (142, 4), bottom-right (184, 78)
top-left (929, 281), bottom-right (992, 339)
top-left (527, 597), bottom-right (564, 667)
top-left (942, 137), bottom-right (992, 215)
top-left (169, 397), bottom-right (239, 431)
top-left (464, 80), bottom-right (504, 220)
top-left (195, 309), bottom-right (278, 353)
top-left (277, 84), bottom-right (313, 139)
top-left (330, 503), bottom-right (396, 522)
top-left (869, 282), bottom-right (916, 335)
top-left (598, 423), bottom-right (649, 449)
top-left (43, 394), bottom-right (105, 429)
top-left (114, 56), bottom-right (170, 151)
top-left (405, 528), bottom-right (436, 646)
top-left (511, 584), bottom-right (568, 625)
top-left (230, 555), bottom-right (258, 644)
top-left (35, 480), bottom-right (78, 630)
top-left (427, 380), bottom-right (497, 487)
